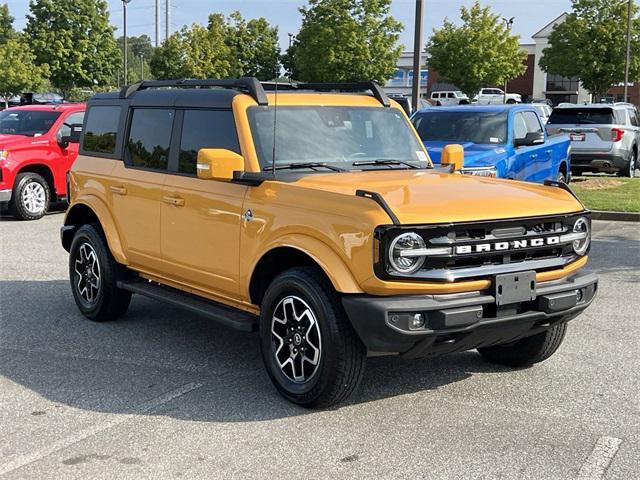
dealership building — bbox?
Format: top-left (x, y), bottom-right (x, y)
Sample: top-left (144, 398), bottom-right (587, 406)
top-left (385, 13), bottom-right (640, 106)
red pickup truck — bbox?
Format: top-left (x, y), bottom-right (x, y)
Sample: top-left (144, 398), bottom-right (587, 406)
top-left (0, 103), bottom-right (85, 220)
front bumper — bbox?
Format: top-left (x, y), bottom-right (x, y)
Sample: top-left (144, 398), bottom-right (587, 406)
top-left (0, 188), bottom-right (11, 203)
top-left (571, 153), bottom-right (627, 173)
top-left (342, 270), bottom-right (597, 359)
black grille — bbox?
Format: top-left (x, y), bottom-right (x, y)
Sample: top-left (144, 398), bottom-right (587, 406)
top-left (375, 213), bottom-right (588, 282)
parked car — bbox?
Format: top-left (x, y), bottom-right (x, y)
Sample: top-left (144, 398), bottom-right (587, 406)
top-left (61, 78), bottom-right (597, 408)
top-left (0, 103), bottom-right (85, 219)
top-left (387, 93), bottom-right (430, 116)
top-left (532, 103), bottom-right (553, 124)
top-left (475, 88), bottom-right (521, 105)
top-left (411, 105), bottom-right (572, 183)
top-left (546, 103), bottom-right (639, 177)
top-left (430, 90), bottom-right (470, 106)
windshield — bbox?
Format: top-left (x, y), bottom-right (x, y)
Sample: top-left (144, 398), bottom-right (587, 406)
top-left (248, 106), bottom-right (428, 170)
top-left (412, 111), bottom-right (508, 145)
top-left (548, 108), bottom-right (615, 125)
top-left (0, 110), bottom-right (61, 136)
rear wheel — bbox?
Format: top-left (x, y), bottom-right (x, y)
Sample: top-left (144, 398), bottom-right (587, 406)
top-left (9, 172), bottom-right (50, 220)
top-left (69, 224), bottom-right (131, 322)
top-left (506, 99), bottom-right (516, 104)
top-left (259, 267), bottom-right (366, 408)
top-left (478, 323), bottom-right (567, 367)
top-left (618, 150), bottom-right (637, 178)
top-left (557, 170), bottom-right (567, 184)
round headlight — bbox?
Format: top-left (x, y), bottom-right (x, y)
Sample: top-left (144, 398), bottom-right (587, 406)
top-left (388, 232), bottom-right (426, 274)
top-left (572, 217), bottom-right (590, 255)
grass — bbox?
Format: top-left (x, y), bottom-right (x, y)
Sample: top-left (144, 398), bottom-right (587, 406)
top-left (571, 177), bottom-right (640, 212)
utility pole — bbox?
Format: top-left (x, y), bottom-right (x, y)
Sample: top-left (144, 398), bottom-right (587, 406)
top-left (165, 0), bottom-right (171, 41)
top-left (624, 0), bottom-right (632, 103)
top-left (122, 0), bottom-right (132, 85)
top-left (502, 17), bottom-right (515, 104)
top-left (155, 0), bottom-right (160, 47)
top-left (141, 55), bottom-right (144, 80)
top-left (411, 0), bottom-right (424, 112)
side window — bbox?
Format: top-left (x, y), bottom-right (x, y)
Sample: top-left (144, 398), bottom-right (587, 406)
top-left (513, 113), bottom-right (528, 140)
top-left (431, 93), bottom-right (439, 99)
top-left (524, 111), bottom-right (543, 134)
top-left (627, 109), bottom-right (639, 127)
top-left (57, 111), bottom-right (85, 141)
top-left (447, 92), bottom-right (455, 98)
top-left (82, 106), bottom-right (121, 154)
top-left (178, 110), bottom-right (240, 175)
top-left (126, 109), bottom-right (174, 171)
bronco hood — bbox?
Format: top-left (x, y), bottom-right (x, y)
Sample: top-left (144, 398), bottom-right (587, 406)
top-left (291, 170), bottom-right (583, 224)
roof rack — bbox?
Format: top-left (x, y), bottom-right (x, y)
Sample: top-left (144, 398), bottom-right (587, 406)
top-left (262, 81), bottom-right (390, 107)
top-left (119, 77), bottom-right (268, 105)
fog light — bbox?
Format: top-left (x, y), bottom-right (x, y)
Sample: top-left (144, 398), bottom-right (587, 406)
top-left (575, 289), bottom-right (583, 302)
top-left (409, 313), bottom-right (425, 330)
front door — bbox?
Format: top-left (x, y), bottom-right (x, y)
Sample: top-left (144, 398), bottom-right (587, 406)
top-left (160, 109), bottom-right (247, 299)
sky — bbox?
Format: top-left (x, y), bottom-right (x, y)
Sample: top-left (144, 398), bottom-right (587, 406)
top-left (6, 0), bottom-right (573, 50)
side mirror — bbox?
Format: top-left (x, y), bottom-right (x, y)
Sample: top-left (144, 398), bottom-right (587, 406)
top-left (441, 144), bottom-right (465, 171)
top-left (514, 131), bottom-right (545, 148)
top-left (58, 124), bottom-right (82, 148)
top-left (197, 148), bottom-right (245, 182)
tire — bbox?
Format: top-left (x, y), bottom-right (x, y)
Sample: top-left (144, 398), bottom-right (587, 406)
top-left (69, 224), bottom-right (131, 322)
top-left (506, 99), bottom-right (516, 104)
top-left (478, 323), bottom-right (567, 367)
top-left (9, 172), bottom-right (50, 220)
top-left (618, 150), bottom-right (636, 178)
top-left (259, 267), bottom-right (366, 408)
top-left (557, 170), bottom-right (567, 184)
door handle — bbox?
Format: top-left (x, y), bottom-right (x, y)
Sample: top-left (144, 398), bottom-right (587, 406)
top-left (110, 185), bottom-right (127, 195)
top-left (163, 196), bottom-right (185, 207)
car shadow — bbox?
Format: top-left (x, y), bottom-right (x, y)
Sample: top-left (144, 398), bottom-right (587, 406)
top-left (0, 201), bottom-right (67, 221)
top-left (0, 279), bottom-right (511, 422)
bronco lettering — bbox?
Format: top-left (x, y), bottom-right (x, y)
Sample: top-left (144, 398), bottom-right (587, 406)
top-left (455, 236), bottom-right (561, 254)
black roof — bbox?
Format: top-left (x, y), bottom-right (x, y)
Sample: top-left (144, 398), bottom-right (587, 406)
top-left (88, 78), bottom-right (390, 109)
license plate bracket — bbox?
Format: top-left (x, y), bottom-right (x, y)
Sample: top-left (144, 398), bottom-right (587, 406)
top-left (570, 133), bottom-right (586, 142)
top-left (493, 271), bottom-right (536, 306)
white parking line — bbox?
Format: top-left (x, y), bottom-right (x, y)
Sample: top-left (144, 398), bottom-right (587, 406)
top-left (576, 436), bottom-right (623, 480)
top-left (0, 382), bottom-right (202, 477)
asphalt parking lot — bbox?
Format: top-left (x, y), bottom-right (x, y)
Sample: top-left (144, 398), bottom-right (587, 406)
top-left (1, 210), bottom-right (639, 480)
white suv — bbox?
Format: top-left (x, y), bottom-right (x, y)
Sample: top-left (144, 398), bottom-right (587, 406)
top-left (475, 88), bottom-right (521, 105)
top-left (430, 90), bottom-right (470, 106)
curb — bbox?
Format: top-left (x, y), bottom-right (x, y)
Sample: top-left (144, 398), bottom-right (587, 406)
top-left (591, 210), bottom-right (640, 222)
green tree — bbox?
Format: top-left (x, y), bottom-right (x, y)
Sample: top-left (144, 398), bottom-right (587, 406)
top-left (540, 0), bottom-right (640, 98)
top-left (150, 23), bottom-right (231, 80)
top-left (116, 35), bottom-right (154, 84)
top-left (426, 2), bottom-right (527, 98)
top-left (0, 3), bottom-right (15, 43)
top-left (219, 11), bottom-right (280, 80)
top-left (25, 0), bottom-right (119, 97)
top-left (0, 38), bottom-right (48, 108)
top-left (287, 0), bottom-right (403, 83)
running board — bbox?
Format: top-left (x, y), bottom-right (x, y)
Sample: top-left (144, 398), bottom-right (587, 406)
top-left (117, 279), bottom-right (258, 332)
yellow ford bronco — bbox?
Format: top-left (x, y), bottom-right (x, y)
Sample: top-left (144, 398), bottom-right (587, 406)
top-left (62, 78), bottom-right (597, 407)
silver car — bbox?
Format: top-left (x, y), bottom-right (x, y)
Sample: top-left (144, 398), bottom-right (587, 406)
top-left (546, 103), bottom-right (639, 177)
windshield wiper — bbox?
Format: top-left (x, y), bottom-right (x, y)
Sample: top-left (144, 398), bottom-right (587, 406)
top-left (262, 162), bottom-right (345, 172)
top-left (352, 159), bottom-right (423, 169)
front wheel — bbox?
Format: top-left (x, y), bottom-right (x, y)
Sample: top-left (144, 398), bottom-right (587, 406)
top-left (9, 172), bottom-right (50, 220)
top-left (478, 323), bottom-right (567, 367)
top-left (69, 224), bottom-right (131, 322)
top-left (259, 267), bottom-right (366, 408)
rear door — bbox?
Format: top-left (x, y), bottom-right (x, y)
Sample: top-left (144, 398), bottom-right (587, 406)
top-left (512, 111), bottom-right (547, 181)
top-left (54, 110), bottom-right (85, 195)
top-left (547, 107), bottom-right (616, 153)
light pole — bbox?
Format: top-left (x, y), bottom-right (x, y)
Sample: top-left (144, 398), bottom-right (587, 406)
top-left (502, 17), bottom-right (515, 104)
top-left (411, 0), bottom-right (424, 112)
top-left (288, 33), bottom-right (294, 49)
top-left (140, 54), bottom-right (144, 81)
top-left (624, 0), bottom-right (632, 102)
top-left (122, 0), bottom-right (132, 85)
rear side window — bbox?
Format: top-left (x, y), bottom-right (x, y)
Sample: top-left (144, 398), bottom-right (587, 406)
top-left (548, 108), bottom-right (615, 125)
top-left (629, 109), bottom-right (640, 126)
top-left (83, 106), bottom-right (121, 154)
top-left (127, 109), bottom-right (174, 171)
top-left (178, 110), bottom-right (240, 175)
